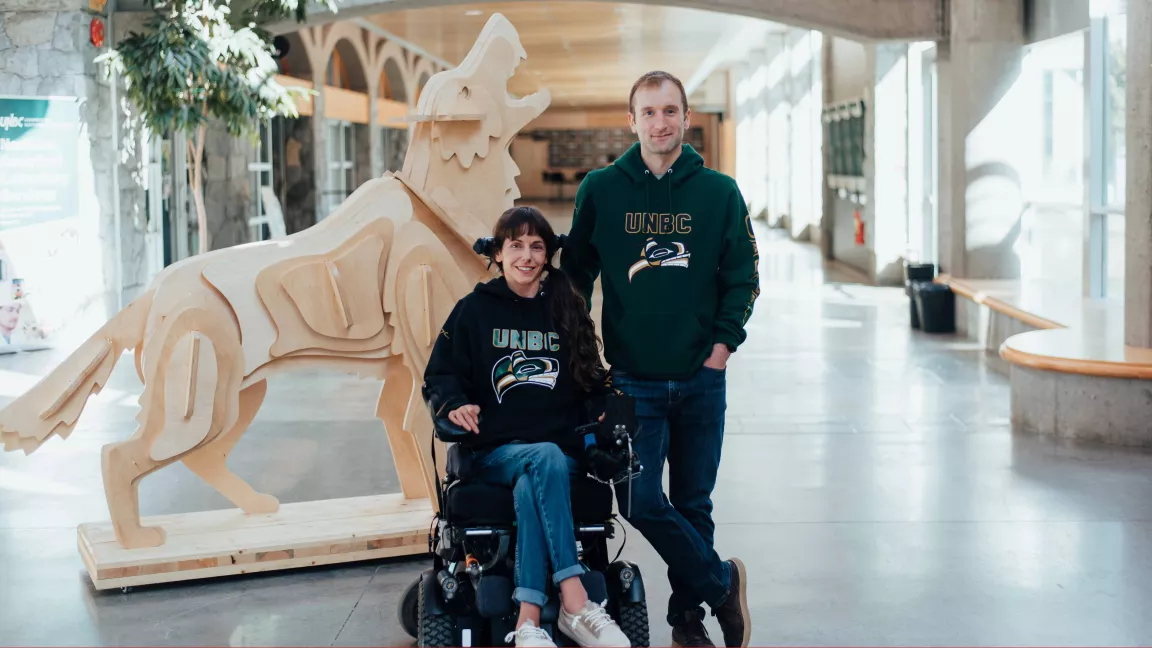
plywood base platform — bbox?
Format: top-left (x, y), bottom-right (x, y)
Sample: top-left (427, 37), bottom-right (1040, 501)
top-left (78, 494), bottom-right (433, 590)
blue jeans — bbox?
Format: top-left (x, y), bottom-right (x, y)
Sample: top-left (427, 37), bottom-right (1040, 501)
top-left (611, 365), bottom-right (731, 625)
top-left (471, 442), bottom-right (586, 608)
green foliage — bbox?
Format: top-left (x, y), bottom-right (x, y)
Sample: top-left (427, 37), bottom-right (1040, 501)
top-left (98, 0), bottom-right (336, 141)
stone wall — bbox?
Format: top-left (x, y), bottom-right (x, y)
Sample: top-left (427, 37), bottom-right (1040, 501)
top-left (201, 123), bottom-right (257, 251)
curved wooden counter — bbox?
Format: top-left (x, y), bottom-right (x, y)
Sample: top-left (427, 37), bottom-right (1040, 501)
top-left (999, 329), bottom-right (1152, 380)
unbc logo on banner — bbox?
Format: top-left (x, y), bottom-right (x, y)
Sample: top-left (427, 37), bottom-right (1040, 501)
top-left (0, 97), bottom-right (81, 232)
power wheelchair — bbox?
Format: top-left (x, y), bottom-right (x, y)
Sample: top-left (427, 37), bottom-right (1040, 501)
top-left (398, 393), bottom-right (650, 647)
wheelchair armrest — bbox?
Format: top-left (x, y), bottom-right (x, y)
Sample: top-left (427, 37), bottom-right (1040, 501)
top-left (432, 414), bottom-right (477, 442)
top-left (421, 382), bottom-right (480, 442)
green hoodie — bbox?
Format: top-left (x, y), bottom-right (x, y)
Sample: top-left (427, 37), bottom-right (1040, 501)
top-left (560, 142), bottom-right (760, 380)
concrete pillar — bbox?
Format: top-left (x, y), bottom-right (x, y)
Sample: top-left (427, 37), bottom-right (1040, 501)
top-left (311, 66), bottom-right (327, 222)
top-left (935, 0), bottom-right (1025, 279)
top-left (368, 74), bottom-right (382, 180)
top-left (821, 36), bottom-right (835, 259)
top-left (1125, 0), bottom-right (1152, 347)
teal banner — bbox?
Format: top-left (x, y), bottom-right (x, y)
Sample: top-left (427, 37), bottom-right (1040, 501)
top-left (0, 97), bottom-right (81, 231)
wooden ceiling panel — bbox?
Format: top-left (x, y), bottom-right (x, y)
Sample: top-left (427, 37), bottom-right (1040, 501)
top-left (365, 1), bottom-right (771, 108)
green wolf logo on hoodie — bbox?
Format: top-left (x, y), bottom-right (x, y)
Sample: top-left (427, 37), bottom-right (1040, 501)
top-left (491, 350), bottom-right (560, 403)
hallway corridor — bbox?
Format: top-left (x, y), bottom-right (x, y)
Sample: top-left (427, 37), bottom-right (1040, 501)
top-left (3, 225), bottom-right (1152, 645)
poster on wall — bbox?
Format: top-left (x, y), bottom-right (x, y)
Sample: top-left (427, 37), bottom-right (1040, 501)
top-left (0, 273), bottom-right (50, 355)
top-left (0, 96), bottom-right (86, 355)
top-left (0, 96), bottom-right (80, 230)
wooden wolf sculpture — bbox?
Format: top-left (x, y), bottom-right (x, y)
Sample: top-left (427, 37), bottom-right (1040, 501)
top-left (0, 13), bottom-right (549, 550)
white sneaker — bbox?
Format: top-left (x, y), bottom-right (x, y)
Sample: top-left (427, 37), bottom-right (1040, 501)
top-left (505, 619), bottom-right (557, 647)
top-left (558, 600), bottom-right (631, 647)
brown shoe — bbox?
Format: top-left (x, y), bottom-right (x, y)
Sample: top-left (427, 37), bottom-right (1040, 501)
top-left (712, 559), bottom-right (750, 647)
top-left (670, 609), bottom-right (715, 647)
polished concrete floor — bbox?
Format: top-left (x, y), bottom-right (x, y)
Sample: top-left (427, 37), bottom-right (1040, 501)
top-left (5, 219), bottom-right (1152, 646)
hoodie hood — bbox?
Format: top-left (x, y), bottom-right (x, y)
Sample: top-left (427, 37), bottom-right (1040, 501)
top-left (474, 275), bottom-right (559, 301)
top-left (474, 276), bottom-right (527, 300)
top-left (612, 142), bottom-right (704, 220)
top-left (613, 142), bottom-right (705, 186)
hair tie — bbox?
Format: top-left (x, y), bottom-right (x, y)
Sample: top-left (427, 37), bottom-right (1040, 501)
top-left (556, 234), bottom-right (568, 249)
top-left (473, 237), bottom-right (495, 256)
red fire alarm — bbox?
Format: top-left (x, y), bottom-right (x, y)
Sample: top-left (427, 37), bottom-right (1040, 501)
top-left (90, 17), bottom-right (105, 48)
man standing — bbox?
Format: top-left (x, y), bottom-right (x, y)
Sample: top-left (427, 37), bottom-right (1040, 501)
top-left (561, 71), bottom-right (759, 647)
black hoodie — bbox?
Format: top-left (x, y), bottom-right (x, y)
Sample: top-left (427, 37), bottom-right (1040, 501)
top-left (422, 276), bottom-right (609, 455)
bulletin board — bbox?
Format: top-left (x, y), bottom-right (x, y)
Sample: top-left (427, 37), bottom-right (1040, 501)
top-left (534, 126), bottom-right (706, 168)
top-left (823, 99), bottom-right (866, 178)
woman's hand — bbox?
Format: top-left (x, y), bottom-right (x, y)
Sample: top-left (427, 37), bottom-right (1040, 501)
top-left (448, 404), bottom-right (481, 434)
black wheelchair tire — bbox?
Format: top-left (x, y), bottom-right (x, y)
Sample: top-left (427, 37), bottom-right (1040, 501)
top-left (418, 578), bottom-right (454, 647)
top-left (398, 577), bottom-right (420, 639)
top-left (618, 600), bottom-right (650, 647)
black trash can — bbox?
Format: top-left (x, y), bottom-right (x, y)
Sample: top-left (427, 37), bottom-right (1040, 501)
top-left (903, 262), bottom-right (935, 295)
top-left (912, 281), bottom-right (955, 334)
top-left (903, 262), bottom-right (935, 328)
top-left (908, 289), bottom-right (923, 328)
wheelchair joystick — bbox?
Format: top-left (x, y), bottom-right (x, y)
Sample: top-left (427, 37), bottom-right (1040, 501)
top-left (581, 395), bottom-right (644, 518)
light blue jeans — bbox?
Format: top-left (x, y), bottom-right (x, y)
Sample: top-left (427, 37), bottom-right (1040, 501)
top-left (471, 442), bottom-right (585, 608)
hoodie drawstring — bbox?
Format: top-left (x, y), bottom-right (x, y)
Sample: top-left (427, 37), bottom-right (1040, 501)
top-left (644, 169), bottom-right (652, 223)
top-left (644, 167), bottom-right (674, 224)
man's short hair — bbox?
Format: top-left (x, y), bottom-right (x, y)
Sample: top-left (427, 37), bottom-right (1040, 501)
top-left (629, 71), bottom-right (688, 115)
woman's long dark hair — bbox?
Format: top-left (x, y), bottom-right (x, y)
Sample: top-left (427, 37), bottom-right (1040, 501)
top-left (487, 206), bottom-right (603, 392)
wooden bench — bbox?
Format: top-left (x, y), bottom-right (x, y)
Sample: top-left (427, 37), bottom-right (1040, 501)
top-left (935, 275), bottom-right (1152, 446)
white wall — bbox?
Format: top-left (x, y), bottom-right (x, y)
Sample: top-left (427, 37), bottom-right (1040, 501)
top-left (872, 43), bottom-right (911, 283)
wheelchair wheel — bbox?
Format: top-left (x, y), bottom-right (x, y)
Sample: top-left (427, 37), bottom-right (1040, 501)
top-left (617, 600), bottom-right (649, 647)
top-left (398, 577), bottom-right (419, 638)
top-left (418, 577), bottom-right (454, 647)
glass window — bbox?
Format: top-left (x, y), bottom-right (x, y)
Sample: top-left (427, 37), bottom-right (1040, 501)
top-left (1088, 7), bottom-right (1127, 299)
top-left (1104, 13), bottom-right (1126, 210)
top-left (1019, 31), bottom-right (1085, 290)
top-left (1107, 213), bottom-right (1125, 298)
top-left (324, 119), bottom-right (354, 219)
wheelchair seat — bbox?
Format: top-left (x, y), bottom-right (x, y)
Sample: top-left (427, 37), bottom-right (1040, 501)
top-left (443, 475), bottom-right (614, 527)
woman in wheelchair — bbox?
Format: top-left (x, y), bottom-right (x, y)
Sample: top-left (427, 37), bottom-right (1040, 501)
top-left (422, 206), bottom-right (632, 648)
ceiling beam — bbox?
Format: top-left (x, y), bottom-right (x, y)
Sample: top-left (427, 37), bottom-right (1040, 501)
top-left (269, 0), bottom-right (946, 42)
top-left (684, 21), bottom-right (779, 96)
